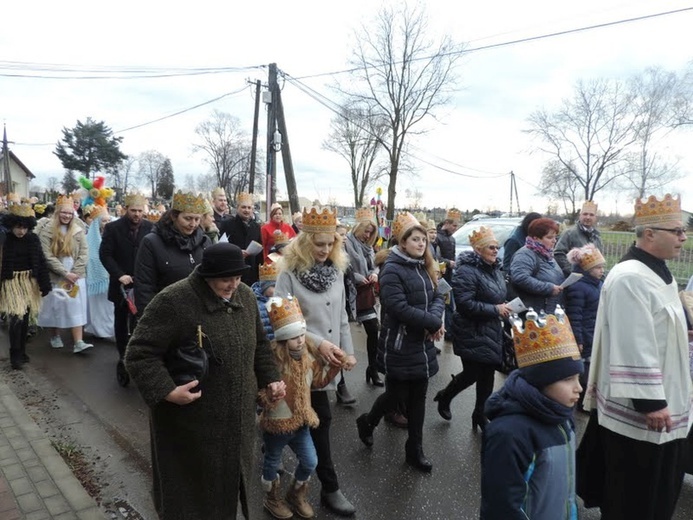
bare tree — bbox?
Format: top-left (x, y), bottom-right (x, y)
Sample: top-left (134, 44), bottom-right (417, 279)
top-left (109, 156), bottom-right (138, 196)
top-left (323, 103), bottom-right (388, 207)
top-left (538, 160), bottom-right (581, 218)
top-left (138, 150), bottom-right (167, 197)
top-left (182, 173), bottom-right (197, 192)
top-left (346, 4), bottom-right (464, 220)
top-left (526, 78), bottom-right (638, 202)
top-left (46, 176), bottom-right (60, 199)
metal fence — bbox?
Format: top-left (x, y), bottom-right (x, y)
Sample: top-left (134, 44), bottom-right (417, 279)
top-left (600, 231), bottom-right (693, 288)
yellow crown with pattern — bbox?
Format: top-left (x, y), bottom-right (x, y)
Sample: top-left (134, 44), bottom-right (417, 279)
top-left (633, 193), bottom-right (682, 226)
top-left (469, 226), bottom-right (497, 250)
top-left (172, 190), bottom-right (207, 214)
top-left (581, 200), bottom-right (598, 214)
top-left (259, 263), bottom-right (280, 281)
top-left (145, 210), bottom-right (162, 222)
top-left (236, 192), bottom-right (253, 207)
top-left (446, 208), bottom-right (462, 222)
top-left (355, 207), bottom-right (375, 224)
top-left (211, 187), bottom-right (226, 198)
top-left (392, 212), bottom-right (421, 241)
top-left (302, 207), bottom-right (337, 233)
top-left (55, 194), bottom-right (75, 210)
top-left (266, 295), bottom-right (306, 341)
top-left (576, 244), bottom-right (605, 271)
top-left (124, 192), bottom-right (147, 207)
top-left (274, 231), bottom-right (290, 245)
top-left (8, 202), bottom-right (35, 218)
top-left (512, 314), bottom-right (581, 369)
top-left (7, 192), bottom-right (21, 203)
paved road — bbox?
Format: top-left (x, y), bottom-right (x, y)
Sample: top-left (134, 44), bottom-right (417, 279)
top-left (3, 323), bottom-right (693, 519)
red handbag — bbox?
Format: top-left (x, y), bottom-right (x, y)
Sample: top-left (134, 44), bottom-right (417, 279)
top-left (355, 284), bottom-right (376, 311)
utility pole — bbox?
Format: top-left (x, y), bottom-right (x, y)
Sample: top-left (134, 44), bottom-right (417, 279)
top-left (509, 171), bottom-right (521, 215)
top-left (248, 80), bottom-right (261, 194)
top-left (2, 124), bottom-right (13, 196)
top-left (265, 63), bottom-right (278, 219)
top-left (275, 81), bottom-right (299, 215)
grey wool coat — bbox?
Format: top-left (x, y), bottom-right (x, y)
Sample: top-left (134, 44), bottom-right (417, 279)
top-left (124, 268), bottom-right (280, 520)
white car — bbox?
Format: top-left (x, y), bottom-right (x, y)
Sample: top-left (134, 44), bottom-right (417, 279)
top-left (452, 217), bottom-right (522, 261)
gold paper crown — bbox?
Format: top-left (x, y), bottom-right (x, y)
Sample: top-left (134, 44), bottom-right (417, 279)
top-left (469, 226), bottom-right (497, 250)
top-left (425, 219), bottom-right (437, 231)
top-left (446, 208), bottom-right (462, 222)
top-left (392, 212), bottom-right (421, 241)
top-left (236, 192), bottom-right (253, 207)
top-left (355, 207), bottom-right (374, 224)
top-left (274, 231), bottom-right (290, 245)
top-left (302, 207), bottom-right (337, 233)
top-left (259, 263), bottom-right (280, 281)
top-left (55, 195), bottom-right (74, 209)
top-left (211, 187), bottom-right (226, 198)
top-left (145, 210), bottom-right (162, 222)
top-left (124, 192), bottom-right (147, 207)
top-left (7, 192), bottom-right (21, 203)
top-left (581, 200), bottom-right (598, 214)
top-left (633, 193), bottom-right (682, 226)
top-left (203, 199), bottom-right (214, 215)
top-left (172, 190), bottom-right (207, 214)
top-left (578, 245), bottom-right (605, 271)
top-left (267, 295), bottom-right (304, 331)
top-left (8, 202), bottom-right (35, 218)
top-left (512, 314), bottom-right (581, 369)
top-left (413, 211), bottom-right (427, 225)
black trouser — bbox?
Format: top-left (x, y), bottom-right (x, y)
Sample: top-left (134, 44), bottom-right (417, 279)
top-left (599, 426), bottom-right (687, 520)
top-left (310, 390), bottom-right (340, 493)
top-left (114, 298), bottom-right (131, 359)
top-left (452, 359), bottom-right (495, 415)
top-left (367, 377), bottom-right (428, 449)
top-left (362, 318), bottom-right (379, 369)
top-left (9, 313), bottom-right (30, 366)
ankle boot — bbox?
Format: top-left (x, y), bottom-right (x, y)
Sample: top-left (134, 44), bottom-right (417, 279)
top-left (471, 410), bottom-right (489, 433)
top-left (356, 414), bottom-right (375, 447)
top-left (365, 366), bottom-right (384, 387)
top-left (263, 477), bottom-right (293, 519)
top-left (336, 378), bottom-right (356, 405)
top-left (286, 479), bottom-right (314, 518)
top-left (433, 373), bottom-right (466, 421)
top-left (405, 442), bottom-right (433, 473)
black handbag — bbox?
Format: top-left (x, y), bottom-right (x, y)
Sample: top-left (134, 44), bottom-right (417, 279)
top-left (165, 325), bottom-right (214, 388)
top-left (499, 322), bottom-right (518, 375)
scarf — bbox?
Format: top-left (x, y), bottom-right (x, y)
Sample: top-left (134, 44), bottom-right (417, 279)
top-left (295, 261), bottom-right (339, 293)
top-left (500, 371), bottom-right (575, 425)
top-left (525, 236), bottom-right (554, 260)
top-left (158, 219), bottom-right (204, 252)
top-left (85, 214), bottom-right (110, 296)
top-left (577, 222), bottom-right (598, 241)
top-left (345, 232), bottom-right (374, 278)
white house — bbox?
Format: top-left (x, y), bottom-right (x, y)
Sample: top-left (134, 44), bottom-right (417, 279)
top-left (2, 127), bottom-right (35, 198)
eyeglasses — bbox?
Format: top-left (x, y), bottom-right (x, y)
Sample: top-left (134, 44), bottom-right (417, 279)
top-left (58, 211), bottom-right (74, 216)
top-left (488, 246), bottom-right (500, 251)
top-left (649, 227), bottom-right (687, 237)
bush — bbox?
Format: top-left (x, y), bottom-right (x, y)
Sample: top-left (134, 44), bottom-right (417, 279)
top-left (610, 220), bottom-right (633, 232)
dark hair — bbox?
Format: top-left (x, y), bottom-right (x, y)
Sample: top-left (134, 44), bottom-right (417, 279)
top-left (4, 213), bottom-right (37, 231)
top-left (527, 217), bottom-right (559, 239)
top-left (521, 212), bottom-right (542, 235)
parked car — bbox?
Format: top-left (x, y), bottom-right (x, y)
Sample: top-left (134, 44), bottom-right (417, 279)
top-left (452, 217), bottom-right (522, 262)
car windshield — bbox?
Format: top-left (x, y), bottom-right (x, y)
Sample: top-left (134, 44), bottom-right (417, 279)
top-left (453, 220), bottom-right (519, 247)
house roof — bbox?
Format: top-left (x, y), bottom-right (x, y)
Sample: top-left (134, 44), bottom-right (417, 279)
top-left (0, 150), bottom-right (35, 179)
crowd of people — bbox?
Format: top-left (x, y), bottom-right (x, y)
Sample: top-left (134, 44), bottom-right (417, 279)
top-left (1, 187), bottom-right (692, 520)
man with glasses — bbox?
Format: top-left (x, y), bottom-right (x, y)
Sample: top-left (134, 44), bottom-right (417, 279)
top-left (554, 200), bottom-right (603, 276)
top-left (580, 194), bottom-right (692, 520)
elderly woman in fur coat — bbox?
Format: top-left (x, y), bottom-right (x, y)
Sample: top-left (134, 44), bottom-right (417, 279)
top-left (125, 243), bottom-right (284, 520)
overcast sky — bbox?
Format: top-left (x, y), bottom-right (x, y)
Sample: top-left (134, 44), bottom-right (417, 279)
top-left (1, 0), bottom-right (692, 216)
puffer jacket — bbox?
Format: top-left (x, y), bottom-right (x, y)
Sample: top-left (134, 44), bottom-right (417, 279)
top-left (251, 281), bottom-right (274, 340)
top-left (509, 246), bottom-right (564, 314)
top-left (436, 224), bottom-right (456, 282)
top-left (451, 251), bottom-right (506, 365)
top-left (563, 266), bottom-right (602, 359)
top-left (377, 246), bottom-right (444, 381)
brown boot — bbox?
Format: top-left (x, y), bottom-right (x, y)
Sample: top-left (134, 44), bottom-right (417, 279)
top-left (263, 477), bottom-right (293, 519)
top-left (286, 479), bottom-right (314, 519)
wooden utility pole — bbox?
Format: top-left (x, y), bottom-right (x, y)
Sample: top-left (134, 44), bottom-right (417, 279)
top-left (248, 80), bottom-right (261, 194)
top-left (509, 171), bottom-right (521, 215)
top-left (2, 124), bottom-right (12, 196)
top-left (275, 83), bottom-right (299, 215)
top-left (265, 64), bottom-right (278, 218)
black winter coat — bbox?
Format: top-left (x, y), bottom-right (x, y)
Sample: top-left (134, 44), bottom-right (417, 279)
top-left (218, 215), bottom-right (262, 286)
top-left (99, 216), bottom-right (154, 303)
top-left (451, 251), bottom-right (506, 365)
top-left (377, 247), bottom-right (444, 381)
top-left (436, 224), bottom-right (456, 282)
top-left (0, 231), bottom-right (52, 296)
top-left (134, 222), bottom-right (210, 314)
top-left (563, 266), bottom-right (602, 359)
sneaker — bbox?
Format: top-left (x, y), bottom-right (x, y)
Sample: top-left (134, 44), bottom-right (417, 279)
top-left (50, 336), bottom-right (64, 349)
top-left (73, 340), bottom-right (94, 354)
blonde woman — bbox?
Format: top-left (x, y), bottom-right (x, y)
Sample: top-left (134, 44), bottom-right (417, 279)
top-left (37, 195), bottom-right (92, 353)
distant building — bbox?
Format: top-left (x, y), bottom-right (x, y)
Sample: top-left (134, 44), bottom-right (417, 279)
top-left (1, 126), bottom-right (35, 198)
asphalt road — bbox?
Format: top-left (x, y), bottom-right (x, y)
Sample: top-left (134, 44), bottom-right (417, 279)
top-left (2, 322), bottom-right (693, 519)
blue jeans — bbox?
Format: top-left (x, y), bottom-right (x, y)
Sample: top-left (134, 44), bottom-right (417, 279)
top-left (262, 425), bottom-right (317, 482)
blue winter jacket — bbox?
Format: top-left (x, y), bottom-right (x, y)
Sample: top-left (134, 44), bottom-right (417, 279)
top-left (509, 246), bottom-right (565, 314)
top-left (563, 266), bottom-right (602, 359)
top-left (376, 247), bottom-right (444, 381)
top-left (251, 281), bottom-right (274, 341)
top-left (481, 372), bottom-right (578, 520)
top-left (451, 251), bottom-right (506, 365)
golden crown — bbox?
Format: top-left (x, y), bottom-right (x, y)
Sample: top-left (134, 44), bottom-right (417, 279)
top-left (469, 226), bottom-right (497, 250)
top-left (236, 192), bottom-right (253, 207)
top-left (302, 207), bottom-right (337, 233)
top-left (145, 210), bottom-right (162, 223)
top-left (267, 295), bottom-right (304, 331)
top-left (124, 192), bottom-right (147, 207)
top-left (446, 208), bottom-right (462, 222)
top-left (55, 195), bottom-right (75, 209)
top-left (392, 212), bottom-right (420, 241)
top-left (172, 190), bottom-right (207, 214)
top-left (512, 314), bottom-right (581, 369)
top-left (634, 193), bottom-right (681, 226)
top-left (203, 199), bottom-right (214, 215)
top-left (8, 202), bottom-right (35, 218)
top-left (274, 231), bottom-right (290, 245)
top-left (582, 200), bottom-right (598, 214)
top-left (579, 245), bottom-right (605, 271)
top-left (7, 193), bottom-right (21, 203)
top-left (355, 207), bottom-right (375, 224)
top-left (425, 219), bottom-right (437, 231)
top-left (211, 187), bottom-right (226, 198)
top-left (259, 263), bottom-right (280, 281)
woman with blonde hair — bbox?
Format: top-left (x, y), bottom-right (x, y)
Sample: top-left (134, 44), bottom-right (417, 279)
top-left (37, 195), bottom-right (92, 353)
top-left (275, 207), bottom-right (358, 517)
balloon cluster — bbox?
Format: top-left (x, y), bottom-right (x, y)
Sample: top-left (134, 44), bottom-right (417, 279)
top-left (78, 175), bottom-right (115, 210)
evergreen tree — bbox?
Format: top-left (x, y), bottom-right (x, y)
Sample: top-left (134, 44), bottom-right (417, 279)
top-left (156, 159), bottom-right (175, 199)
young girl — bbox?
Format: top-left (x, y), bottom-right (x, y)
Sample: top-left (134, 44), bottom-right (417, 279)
top-left (258, 295), bottom-right (344, 519)
top-left (0, 201), bottom-right (52, 369)
top-left (564, 243), bottom-right (605, 410)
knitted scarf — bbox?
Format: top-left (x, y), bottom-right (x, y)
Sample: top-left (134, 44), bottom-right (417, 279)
top-left (295, 261), bottom-right (338, 293)
top-left (525, 236), bottom-right (554, 260)
top-left (345, 232), bottom-right (374, 280)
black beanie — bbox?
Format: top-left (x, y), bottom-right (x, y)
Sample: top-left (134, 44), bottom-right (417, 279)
top-left (519, 357), bottom-right (584, 389)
